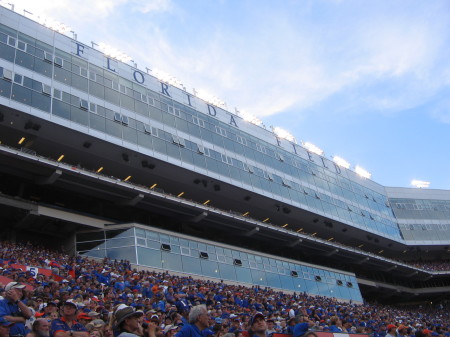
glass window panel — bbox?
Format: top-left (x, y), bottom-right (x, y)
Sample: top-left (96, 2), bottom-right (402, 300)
top-left (90, 113), bottom-right (106, 132)
top-left (0, 78), bottom-right (12, 98)
top-left (0, 43), bottom-right (15, 62)
top-left (31, 91), bottom-right (51, 112)
top-left (11, 84), bottom-right (31, 104)
top-left (147, 229), bottom-right (162, 241)
top-left (266, 272), bottom-right (281, 289)
top-left (162, 252), bottom-right (182, 272)
top-left (135, 228), bottom-right (146, 237)
top-left (147, 240), bottom-right (160, 250)
top-left (105, 119), bottom-right (122, 139)
top-left (235, 267), bottom-right (252, 283)
top-left (105, 87), bottom-right (120, 106)
top-left (15, 50), bottom-right (34, 70)
top-left (153, 137), bottom-right (167, 154)
top-left (181, 255), bottom-right (202, 275)
top-left (105, 237), bottom-right (135, 248)
top-left (82, 249), bottom-right (106, 259)
top-left (120, 93), bottom-right (134, 111)
top-left (280, 274), bottom-right (294, 290)
top-left (160, 234), bottom-right (170, 243)
top-left (123, 127), bottom-right (137, 144)
top-left (106, 247), bottom-right (136, 264)
top-left (137, 132), bottom-right (153, 150)
top-left (71, 106), bottom-right (89, 126)
top-left (72, 74), bottom-right (88, 92)
top-left (135, 100), bottom-right (148, 117)
top-left (166, 142), bottom-right (181, 160)
top-left (171, 245), bottom-right (181, 254)
top-left (218, 263), bottom-right (236, 281)
top-left (250, 269), bottom-right (267, 286)
top-left (201, 259), bottom-right (220, 278)
top-left (53, 66), bottom-right (71, 84)
top-left (137, 247), bottom-right (162, 268)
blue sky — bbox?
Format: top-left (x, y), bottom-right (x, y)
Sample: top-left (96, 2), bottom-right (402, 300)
top-left (10, 0), bottom-right (450, 189)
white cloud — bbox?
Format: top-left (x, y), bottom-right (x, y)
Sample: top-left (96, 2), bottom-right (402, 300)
top-left (8, 0), bottom-right (449, 122)
top-left (131, 0), bottom-right (171, 13)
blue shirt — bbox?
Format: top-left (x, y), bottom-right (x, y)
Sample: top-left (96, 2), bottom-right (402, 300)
top-left (293, 322), bottom-right (309, 337)
top-left (50, 317), bottom-right (87, 337)
top-left (0, 298), bottom-right (29, 336)
top-left (175, 324), bottom-right (208, 337)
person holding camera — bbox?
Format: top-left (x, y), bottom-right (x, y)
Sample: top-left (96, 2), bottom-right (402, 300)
top-left (0, 282), bottom-right (33, 337)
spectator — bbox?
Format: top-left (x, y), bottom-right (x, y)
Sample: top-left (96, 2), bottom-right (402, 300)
top-left (27, 318), bottom-right (51, 337)
top-left (246, 313), bottom-right (267, 337)
top-left (293, 316), bottom-right (314, 337)
top-left (50, 301), bottom-right (88, 337)
top-left (114, 305), bottom-right (145, 337)
top-left (176, 305), bottom-right (210, 337)
top-left (0, 282), bottom-right (33, 337)
top-left (387, 325), bottom-right (398, 337)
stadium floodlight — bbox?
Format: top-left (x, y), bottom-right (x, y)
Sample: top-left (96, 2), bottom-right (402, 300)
top-left (177, 192), bottom-right (185, 197)
top-left (355, 165), bottom-right (371, 179)
top-left (303, 142), bottom-right (323, 156)
top-left (150, 183), bottom-right (157, 189)
top-left (96, 167), bottom-right (104, 173)
top-left (273, 127), bottom-right (296, 143)
top-left (57, 154), bottom-right (64, 162)
top-left (18, 137), bottom-right (25, 145)
top-left (194, 88), bottom-right (226, 108)
top-left (238, 109), bottom-right (263, 127)
top-left (333, 156), bottom-right (350, 169)
top-left (98, 42), bottom-right (133, 63)
top-left (282, 223), bottom-right (288, 228)
top-left (263, 218), bottom-right (270, 223)
top-left (411, 180), bottom-right (430, 188)
top-left (124, 175), bottom-right (131, 182)
top-left (152, 68), bottom-right (185, 90)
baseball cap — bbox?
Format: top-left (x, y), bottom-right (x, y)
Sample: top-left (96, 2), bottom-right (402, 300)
top-left (77, 313), bottom-right (92, 320)
top-left (387, 324), bottom-right (397, 331)
top-left (63, 300), bottom-right (78, 309)
top-left (164, 325), bottom-right (179, 334)
top-left (5, 282), bottom-right (26, 291)
top-left (250, 313), bottom-right (265, 326)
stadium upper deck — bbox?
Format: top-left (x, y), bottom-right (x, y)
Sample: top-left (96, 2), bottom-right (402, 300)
top-left (0, 6), bottom-right (449, 303)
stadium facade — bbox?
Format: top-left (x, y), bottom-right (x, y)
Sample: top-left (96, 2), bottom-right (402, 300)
top-left (0, 6), bottom-right (449, 304)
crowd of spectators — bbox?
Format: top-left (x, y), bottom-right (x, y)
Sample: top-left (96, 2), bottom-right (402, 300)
top-left (405, 261), bottom-right (450, 272)
top-left (0, 241), bottom-right (449, 337)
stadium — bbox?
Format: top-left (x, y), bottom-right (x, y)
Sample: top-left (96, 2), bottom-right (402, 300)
top-left (0, 2), bottom-right (449, 321)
